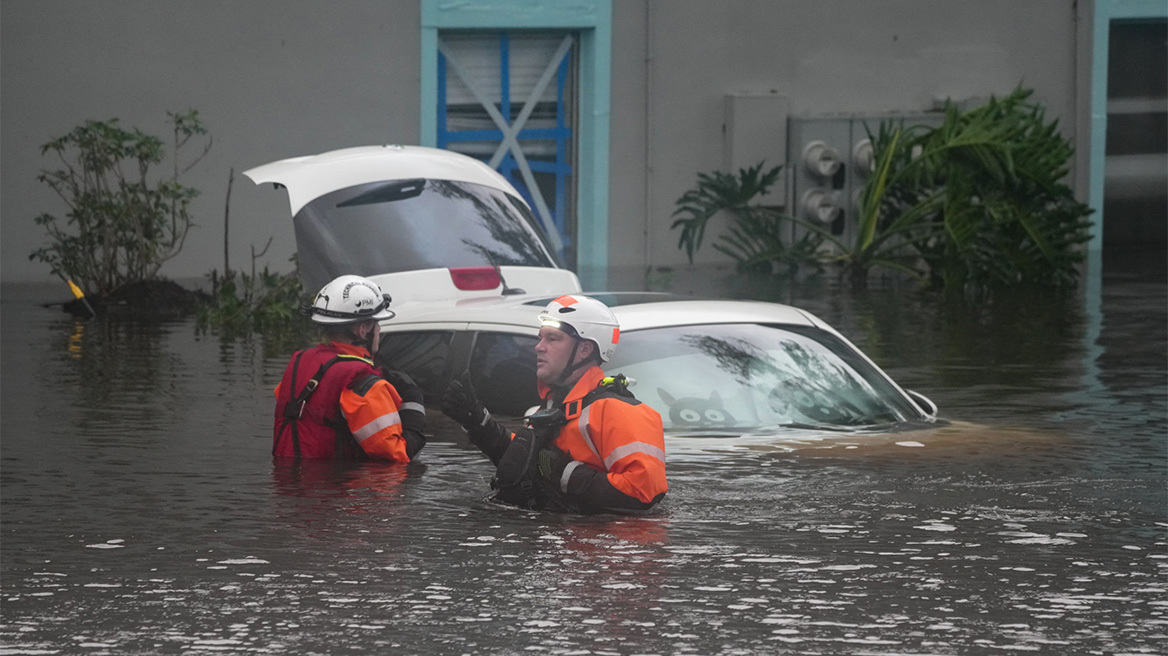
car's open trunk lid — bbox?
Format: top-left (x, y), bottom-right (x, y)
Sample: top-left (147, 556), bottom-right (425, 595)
top-left (244, 145), bottom-right (570, 293)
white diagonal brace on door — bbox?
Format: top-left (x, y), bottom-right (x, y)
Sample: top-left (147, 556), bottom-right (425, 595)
top-left (438, 39), bottom-right (566, 253)
top-left (487, 35), bottom-right (573, 170)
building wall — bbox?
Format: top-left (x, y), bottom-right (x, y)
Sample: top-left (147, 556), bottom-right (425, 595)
top-left (1, 0), bottom-right (1083, 285)
top-left (610, 0), bottom-right (1082, 271)
top-left (1, 0), bottom-right (422, 285)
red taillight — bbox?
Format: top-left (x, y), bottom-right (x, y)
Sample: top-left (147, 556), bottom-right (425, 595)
top-left (449, 266), bottom-right (501, 291)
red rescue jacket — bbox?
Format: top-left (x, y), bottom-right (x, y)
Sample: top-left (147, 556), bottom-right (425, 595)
top-left (273, 342), bottom-right (410, 461)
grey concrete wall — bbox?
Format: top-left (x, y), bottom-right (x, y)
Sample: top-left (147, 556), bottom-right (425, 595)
top-left (1, 0), bottom-right (421, 285)
top-left (2, 0), bottom-right (1084, 285)
top-left (611, 0), bottom-right (1083, 270)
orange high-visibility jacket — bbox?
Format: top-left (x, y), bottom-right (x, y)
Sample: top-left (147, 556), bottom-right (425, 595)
top-left (273, 342), bottom-right (417, 461)
top-left (539, 366), bottom-right (668, 505)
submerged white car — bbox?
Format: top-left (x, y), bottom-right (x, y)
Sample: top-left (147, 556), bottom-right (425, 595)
top-left (245, 145), bottom-right (939, 436)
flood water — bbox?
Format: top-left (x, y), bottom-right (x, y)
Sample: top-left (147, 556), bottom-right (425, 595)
top-left (1, 270), bottom-right (1165, 655)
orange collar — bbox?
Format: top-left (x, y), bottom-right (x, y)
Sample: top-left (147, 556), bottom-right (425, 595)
top-left (538, 365), bottom-right (605, 405)
top-left (328, 340), bottom-right (372, 360)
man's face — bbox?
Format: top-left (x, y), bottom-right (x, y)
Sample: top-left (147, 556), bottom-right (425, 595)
top-left (535, 325), bottom-right (580, 385)
top-left (353, 320), bottom-right (380, 353)
top-left (369, 320), bottom-right (381, 355)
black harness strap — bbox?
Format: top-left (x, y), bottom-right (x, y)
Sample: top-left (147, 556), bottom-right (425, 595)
top-left (278, 354), bottom-right (365, 458)
top-left (563, 374), bottom-right (640, 421)
top-left (276, 351), bottom-right (308, 457)
top-left (283, 356), bottom-right (342, 418)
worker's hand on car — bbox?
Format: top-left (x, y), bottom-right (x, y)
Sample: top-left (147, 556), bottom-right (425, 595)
top-left (440, 374), bottom-right (488, 430)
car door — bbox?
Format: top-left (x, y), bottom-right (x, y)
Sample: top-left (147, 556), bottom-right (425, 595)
top-left (376, 328), bottom-right (540, 418)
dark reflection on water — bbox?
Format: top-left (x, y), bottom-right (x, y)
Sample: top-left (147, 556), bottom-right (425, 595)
top-left (2, 275), bottom-right (1165, 655)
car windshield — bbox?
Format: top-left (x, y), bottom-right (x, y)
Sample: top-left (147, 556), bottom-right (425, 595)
top-left (293, 179), bottom-right (560, 291)
top-left (606, 323), bottom-right (922, 433)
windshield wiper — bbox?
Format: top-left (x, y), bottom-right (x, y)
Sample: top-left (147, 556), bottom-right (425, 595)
top-left (487, 254), bottom-right (526, 295)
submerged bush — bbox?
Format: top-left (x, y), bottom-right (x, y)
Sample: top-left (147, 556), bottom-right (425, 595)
top-left (196, 260), bottom-right (314, 352)
top-left (901, 88), bottom-right (1094, 293)
top-left (30, 111), bottom-right (211, 296)
top-left (671, 87), bottom-right (1094, 297)
top-left (670, 163), bottom-right (823, 274)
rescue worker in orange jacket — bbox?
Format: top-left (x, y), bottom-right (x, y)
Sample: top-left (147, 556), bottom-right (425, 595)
top-left (274, 275), bottom-right (426, 462)
top-left (441, 295), bottom-right (666, 513)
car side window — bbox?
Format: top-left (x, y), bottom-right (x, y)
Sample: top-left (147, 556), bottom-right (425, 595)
top-left (376, 331), bottom-right (454, 404)
top-left (468, 332), bottom-right (540, 417)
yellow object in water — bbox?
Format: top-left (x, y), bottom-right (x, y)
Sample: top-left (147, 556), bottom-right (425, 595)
top-left (65, 279), bottom-right (96, 319)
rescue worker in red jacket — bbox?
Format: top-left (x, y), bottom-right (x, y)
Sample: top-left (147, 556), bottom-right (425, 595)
top-left (441, 294), bottom-right (667, 513)
top-left (274, 275), bottom-right (426, 462)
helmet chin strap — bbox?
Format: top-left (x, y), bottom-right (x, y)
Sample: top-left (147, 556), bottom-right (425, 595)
top-left (551, 338), bottom-right (593, 389)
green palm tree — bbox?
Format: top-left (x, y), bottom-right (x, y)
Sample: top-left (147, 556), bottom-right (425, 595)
top-left (903, 88), bottom-right (1093, 293)
top-left (795, 121), bottom-right (941, 287)
top-left (671, 163), bottom-right (822, 274)
top-left (800, 87), bottom-right (1092, 293)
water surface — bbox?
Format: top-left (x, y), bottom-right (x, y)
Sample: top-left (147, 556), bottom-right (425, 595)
top-left (1, 275), bottom-right (1164, 655)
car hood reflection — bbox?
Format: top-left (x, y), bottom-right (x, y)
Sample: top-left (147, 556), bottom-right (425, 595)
top-left (663, 420), bottom-right (1066, 457)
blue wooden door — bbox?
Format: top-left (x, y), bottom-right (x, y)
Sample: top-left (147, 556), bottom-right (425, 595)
top-left (437, 32), bottom-right (577, 266)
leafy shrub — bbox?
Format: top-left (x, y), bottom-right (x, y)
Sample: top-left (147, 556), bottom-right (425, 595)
top-left (806, 121), bottom-right (941, 286)
top-left (901, 88), bottom-right (1094, 293)
top-left (671, 88), bottom-right (1094, 296)
top-left (30, 111), bottom-right (211, 296)
top-left (196, 259), bottom-right (314, 351)
top-left (670, 163), bottom-right (822, 274)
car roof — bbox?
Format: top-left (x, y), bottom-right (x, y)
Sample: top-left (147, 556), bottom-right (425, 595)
top-left (243, 145), bottom-right (527, 215)
top-left (382, 294), bottom-right (828, 334)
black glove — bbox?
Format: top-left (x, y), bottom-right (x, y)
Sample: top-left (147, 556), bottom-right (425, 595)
top-left (383, 370), bottom-right (424, 408)
top-left (384, 370), bottom-right (426, 458)
top-left (536, 447), bottom-right (572, 485)
top-left (441, 375), bottom-right (488, 430)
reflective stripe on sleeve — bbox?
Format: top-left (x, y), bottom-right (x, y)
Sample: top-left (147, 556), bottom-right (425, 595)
top-left (400, 401), bottom-right (426, 415)
top-left (560, 460), bottom-right (585, 493)
top-left (578, 404), bottom-right (666, 470)
top-left (603, 441), bottom-right (666, 470)
top-left (576, 405), bottom-right (602, 462)
top-left (351, 411), bottom-right (402, 443)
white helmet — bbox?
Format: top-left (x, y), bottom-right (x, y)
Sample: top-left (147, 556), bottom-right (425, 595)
top-left (538, 295), bottom-right (620, 361)
top-left (308, 275), bottom-right (395, 325)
